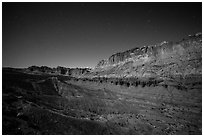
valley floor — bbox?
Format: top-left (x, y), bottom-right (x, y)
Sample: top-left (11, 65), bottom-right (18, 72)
top-left (2, 69), bottom-right (202, 134)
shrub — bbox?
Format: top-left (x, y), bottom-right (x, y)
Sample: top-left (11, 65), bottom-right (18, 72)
top-left (119, 80), bottom-right (124, 86)
top-left (126, 82), bottom-right (130, 87)
top-left (141, 81), bottom-right (146, 87)
top-left (163, 84), bottom-right (168, 88)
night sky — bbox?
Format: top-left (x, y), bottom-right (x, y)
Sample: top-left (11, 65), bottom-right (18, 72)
top-left (3, 2), bottom-right (202, 68)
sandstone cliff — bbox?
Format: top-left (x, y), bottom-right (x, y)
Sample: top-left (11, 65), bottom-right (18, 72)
top-left (84, 33), bottom-right (202, 80)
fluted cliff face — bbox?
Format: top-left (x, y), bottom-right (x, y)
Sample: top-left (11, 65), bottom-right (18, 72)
top-left (85, 33), bottom-right (202, 79)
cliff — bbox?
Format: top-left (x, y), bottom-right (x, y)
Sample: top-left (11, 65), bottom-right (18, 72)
top-left (24, 33), bottom-right (202, 80)
top-left (83, 33), bottom-right (202, 80)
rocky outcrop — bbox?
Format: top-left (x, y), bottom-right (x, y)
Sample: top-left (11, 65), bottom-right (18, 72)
top-left (27, 66), bottom-right (91, 77)
top-left (84, 33), bottom-right (202, 80)
top-left (26, 33), bottom-right (201, 80)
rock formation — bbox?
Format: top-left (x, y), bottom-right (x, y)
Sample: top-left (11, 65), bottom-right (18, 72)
top-left (26, 66), bottom-right (91, 77)
top-left (25, 33), bottom-right (202, 82)
top-left (83, 33), bottom-right (202, 80)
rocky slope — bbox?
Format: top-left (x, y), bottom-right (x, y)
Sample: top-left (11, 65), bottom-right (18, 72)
top-left (84, 33), bottom-right (202, 81)
top-left (2, 68), bottom-right (202, 134)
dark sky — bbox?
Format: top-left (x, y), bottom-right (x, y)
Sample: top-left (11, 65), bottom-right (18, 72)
top-left (3, 2), bottom-right (202, 68)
